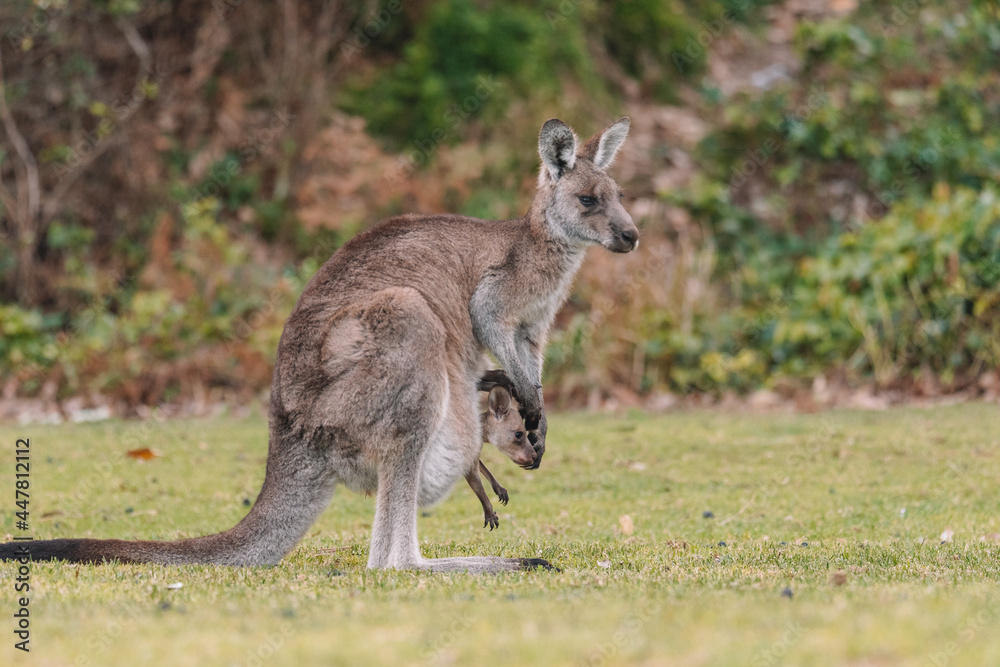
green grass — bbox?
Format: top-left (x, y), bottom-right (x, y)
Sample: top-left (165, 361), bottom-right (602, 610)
top-left (2, 403), bottom-right (1000, 665)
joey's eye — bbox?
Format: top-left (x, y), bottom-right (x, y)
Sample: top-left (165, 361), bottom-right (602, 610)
top-left (578, 195), bottom-right (597, 207)
top-left (515, 431), bottom-right (525, 439)
top-left (618, 191), bottom-right (624, 200)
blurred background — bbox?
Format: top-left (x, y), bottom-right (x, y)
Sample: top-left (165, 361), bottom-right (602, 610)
top-left (1, 0), bottom-right (998, 421)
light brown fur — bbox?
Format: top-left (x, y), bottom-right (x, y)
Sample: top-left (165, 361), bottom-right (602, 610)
top-left (0, 118), bottom-right (637, 572)
top-left (467, 383), bottom-right (533, 530)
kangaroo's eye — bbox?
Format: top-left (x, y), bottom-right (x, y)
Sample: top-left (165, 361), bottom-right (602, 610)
top-left (515, 431), bottom-right (525, 439)
top-left (578, 195), bottom-right (597, 207)
top-left (618, 191), bottom-right (624, 200)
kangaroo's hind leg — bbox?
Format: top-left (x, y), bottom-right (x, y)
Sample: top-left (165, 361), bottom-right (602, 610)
top-left (342, 288), bottom-right (553, 572)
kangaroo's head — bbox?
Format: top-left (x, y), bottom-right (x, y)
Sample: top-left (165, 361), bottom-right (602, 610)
top-left (536, 117), bottom-right (638, 253)
top-left (482, 386), bottom-right (536, 469)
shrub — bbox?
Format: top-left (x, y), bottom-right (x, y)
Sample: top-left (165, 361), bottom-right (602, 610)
top-left (343, 0), bottom-right (776, 148)
top-left (694, 0), bottom-right (1000, 233)
top-left (644, 186), bottom-right (1000, 393)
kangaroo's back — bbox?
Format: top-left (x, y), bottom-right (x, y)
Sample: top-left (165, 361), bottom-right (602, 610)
top-left (0, 117), bottom-right (636, 573)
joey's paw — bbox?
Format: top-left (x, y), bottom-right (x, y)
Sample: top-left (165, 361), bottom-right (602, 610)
top-left (518, 557), bottom-right (559, 572)
top-left (485, 513), bottom-right (500, 530)
top-left (497, 487), bottom-right (509, 505)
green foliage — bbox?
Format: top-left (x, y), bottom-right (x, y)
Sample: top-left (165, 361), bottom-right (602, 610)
top-left (695, 0), bottom-right (1000, 231)
top-left (0, 305), bottom-right (61, 371)
top-left (342, 0), bottom-right (595, 150)
top-left (600, 0), bottom-right (699, 96)
top-left (0, 200), bottom-right (308, 400)
top-left (600, 0), bottom-right (775, 94)
top-left (643, 186), bottom-right (1000, 393)
top-left (344, 0), bottom-right (775, 148)
top-left (5, 0), bottom-right (998, 405)
top-left (568, 0), bottom-right (1000, 396)
top-left (782, 185), bottom-right (1000, 386)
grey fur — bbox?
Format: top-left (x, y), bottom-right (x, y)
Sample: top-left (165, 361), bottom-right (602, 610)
top-left (538, 119), bottom-right (577, 181)
top-left (0, 118), bottom-right (637, 573)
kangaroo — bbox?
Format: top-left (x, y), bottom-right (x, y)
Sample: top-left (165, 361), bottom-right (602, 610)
top-left (469, 383), bottom-right (535, 530)
top-left (0, 117), bottom-right (637, 572)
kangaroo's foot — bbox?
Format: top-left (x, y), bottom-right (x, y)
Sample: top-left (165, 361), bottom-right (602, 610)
top-left (412, 556), bottom-right (556, 573)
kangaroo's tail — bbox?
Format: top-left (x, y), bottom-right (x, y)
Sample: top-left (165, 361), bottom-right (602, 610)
top-left (0, 447), bottom-right (335, 566)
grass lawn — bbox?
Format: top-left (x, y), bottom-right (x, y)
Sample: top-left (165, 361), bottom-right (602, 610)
top-left (1, 402), bottom-right (999, 666)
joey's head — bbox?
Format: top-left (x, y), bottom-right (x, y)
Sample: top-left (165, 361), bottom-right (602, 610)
top-left (482, 386), bottom-right (536, 469)
top-left (536, 117), bottom-right (638, 254)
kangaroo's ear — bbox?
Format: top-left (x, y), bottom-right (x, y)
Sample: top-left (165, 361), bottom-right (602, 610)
top-left (593, 117), bottom-right (630, 169)
top-left (539, 119), bottom-right (577, 181)
top-left (488, 386), bottom-right (512, 419)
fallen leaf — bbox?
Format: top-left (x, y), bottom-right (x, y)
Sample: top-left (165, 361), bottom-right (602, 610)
top-left (126, 448), bottom-right (160, 460)
top-left (597, 560), bottom-right (611, 569)
top-left (166, 582), bottom-right (183, 590)
top-left (619, 514), bottom-right (634, 536)
top-left (940, 528), bottom-right (954, 543)
top-left (830, 571), bottom-right (848, 586)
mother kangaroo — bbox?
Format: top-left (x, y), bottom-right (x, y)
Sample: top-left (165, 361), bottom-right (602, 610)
top-left (0, 118), bottom-right (637, 572)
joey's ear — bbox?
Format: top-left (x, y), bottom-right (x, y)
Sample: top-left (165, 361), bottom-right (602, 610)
top-left (593, 117), bottom-right (630, 169)
top-left (538, 119), bottom-right (577, 181)
top-left (488, 386), bottom-right (512, 418)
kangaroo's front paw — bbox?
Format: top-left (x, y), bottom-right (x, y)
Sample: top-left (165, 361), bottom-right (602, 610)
top-left (478, 369), bottom-right (520, 401)
top-left (484, 511), bottom-right (500, 530)
top-left (525, 410), bottom-right (547, 469)
top-left (497, 486), bottom-right (509, 505)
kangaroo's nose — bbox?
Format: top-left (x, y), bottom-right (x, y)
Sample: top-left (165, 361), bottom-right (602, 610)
top-left (620, 227), bottom-right (638, 247)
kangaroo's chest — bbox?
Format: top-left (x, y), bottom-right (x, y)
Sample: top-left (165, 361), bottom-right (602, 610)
top-left (517, 252), bottom-right (584, 326)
